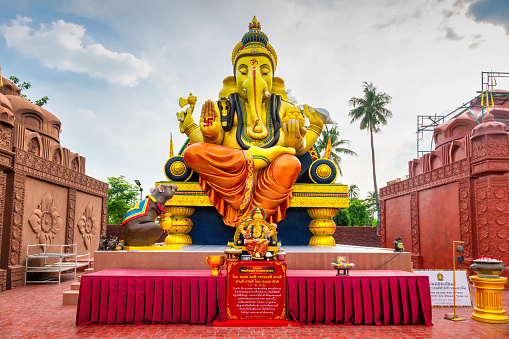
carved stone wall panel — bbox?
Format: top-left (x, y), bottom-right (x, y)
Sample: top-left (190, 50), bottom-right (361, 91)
top-left (486, 135), bottom-right (509, 157)
top-left (380, 158), bottom-right (470, 200)
top-left (8, 174), bottom-right (26, 266)
top-left (410, 192), bottom-right (419, 256)
top-left (0, 153), bottom-right (13, 169)
top-left (75, 192), bottom-right (104, 256)
top-left (379, 200), bottom-right (386, 248)
top-left (488, 177), bottom-right (509, 267)
top-left (0, 123), bottom-right (13, 151)
top-left (65, 189), bottom-right (76, 253)
top-left (458, 178), bottom-right (473, 259)
top-left (474, 178), bottom-right (490, 256)
top-left (471, 136), bottom-right (487, 161)
top-left (13, 148), bottom-right (108, 198)
top-left (101, 197), bottom-right (108, 237)
top-left (0, 172), bottom-right (6, 259)
top-left (20, 177), bottom-right (67, 266)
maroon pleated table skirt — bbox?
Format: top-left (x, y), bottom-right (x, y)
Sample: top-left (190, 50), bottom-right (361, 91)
top-left (76, 269), bottom-right (432, 326)
top-left (287, 270), bottom-right (433, 326)
top-left (76, 270), bottom-right (226, 325)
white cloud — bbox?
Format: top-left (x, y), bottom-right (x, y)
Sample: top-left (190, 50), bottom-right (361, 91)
top-left (0, 16), bottom-right (151, 86)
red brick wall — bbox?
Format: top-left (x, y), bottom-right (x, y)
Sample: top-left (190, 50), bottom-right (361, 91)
top-left (333, 226), bottom-right (379, 247)
top-left (384, 194), bottom-right (412, 249)
top-left (418, 182), bottom-right (460, 269)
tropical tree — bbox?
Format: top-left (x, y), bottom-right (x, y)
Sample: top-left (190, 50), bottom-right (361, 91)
top-left (348, 184), bottom-right (360, 200)
top-left (9, 76), bottom-right (49, 107)
top-left (107, 175), bottom-right (140, 224)
top-left (364, 190), bottom-right (377, 222)
top-left (348, 82), bottom-right (392, 233)
top-left (315, 122), bottom-right (358, 176)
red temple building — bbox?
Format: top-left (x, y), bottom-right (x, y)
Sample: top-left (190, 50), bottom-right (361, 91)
top-left (0, 77), bottom-right (108, 291)
top-left (380, 90), bottom-right (509, 281)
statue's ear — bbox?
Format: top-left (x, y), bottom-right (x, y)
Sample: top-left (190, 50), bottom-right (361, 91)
top-left (158, 185), bottom-right (165, 193)
top-left (272, 77), bottom-right (290, 102)
top-left (218, 76), bottom-right (237, 98)
top-left (150, 187), bottom-right (155, 195)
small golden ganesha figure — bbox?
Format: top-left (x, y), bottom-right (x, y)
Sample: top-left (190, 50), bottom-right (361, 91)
top-left (234, 207), bottom-right (279, 260)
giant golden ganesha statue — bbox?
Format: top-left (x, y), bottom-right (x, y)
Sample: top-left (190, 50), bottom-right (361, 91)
top-left (176, 17), bottom-right (326, 228)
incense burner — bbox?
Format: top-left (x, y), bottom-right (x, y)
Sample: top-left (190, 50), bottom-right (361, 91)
top-left (470, 258), bottom-right (505, 279)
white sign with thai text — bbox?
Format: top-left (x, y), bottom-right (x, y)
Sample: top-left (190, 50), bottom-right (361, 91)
top-left (413, 270), bottom-right (472, 307)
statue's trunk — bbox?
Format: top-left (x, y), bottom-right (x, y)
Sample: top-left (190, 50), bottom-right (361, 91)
top-left (243, 67), bottom-right (268, 139)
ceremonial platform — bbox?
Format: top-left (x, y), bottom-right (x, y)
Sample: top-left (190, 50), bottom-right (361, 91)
top-left (93, 245), bottom-right (411, 272)
top-left (75, 268), bottom-right (432, 326)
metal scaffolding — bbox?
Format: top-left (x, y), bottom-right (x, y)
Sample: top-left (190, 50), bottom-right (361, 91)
top-left (416, 71), bottom-right (509, 157)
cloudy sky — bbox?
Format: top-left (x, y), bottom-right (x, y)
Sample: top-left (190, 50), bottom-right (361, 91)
top-left (1, 0), bottom-right (509, 199)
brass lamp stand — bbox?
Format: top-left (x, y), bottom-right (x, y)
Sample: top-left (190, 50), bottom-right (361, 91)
top-left (444, 240), bottom-right (466, 321)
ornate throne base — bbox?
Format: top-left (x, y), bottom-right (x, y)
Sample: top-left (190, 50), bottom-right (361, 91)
top-left (156, 182), bottom-right (348, 247)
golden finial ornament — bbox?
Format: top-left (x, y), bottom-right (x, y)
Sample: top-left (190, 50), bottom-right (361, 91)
top-left (169, 133), bottom-right (174, 158)
top-left (324, 136), bottom-right (332, 160)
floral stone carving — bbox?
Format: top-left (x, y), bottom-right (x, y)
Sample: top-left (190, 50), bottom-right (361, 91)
top-left (28, 192), bottom-right (62, 244)
top-left (77, 202), bottom-right (98, 249)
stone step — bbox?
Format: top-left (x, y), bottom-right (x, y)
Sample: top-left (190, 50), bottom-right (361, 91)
top-left (62, 290), bottom-right (79, 305)
top-left (84, 268), bottom-right (94, 274)
top-left (70, 282), bottom-right (81, 291)
top-left (78, 275), bottom-right (81, 283)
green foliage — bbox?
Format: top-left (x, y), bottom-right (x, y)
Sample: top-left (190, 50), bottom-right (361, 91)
top-left (107, 175), bottom-right (140, 224)
top-left (315, 122), bottom-right (358, 176)
top-left (9, 76), bottom-right (49, 107)
top-left (334, 209), bottom-right (351, 226)
top-left (347, 199), bottom-right (371, 226)
top-left (35, 96), bottom-right (49, 107)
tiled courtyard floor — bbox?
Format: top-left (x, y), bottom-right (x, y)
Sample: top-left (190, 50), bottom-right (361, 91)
top-left (1, 275), bottom-right (508, 339)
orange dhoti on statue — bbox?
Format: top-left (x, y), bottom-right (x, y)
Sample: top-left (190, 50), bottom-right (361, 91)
top-left (183, 143), bottom-right (301, 226)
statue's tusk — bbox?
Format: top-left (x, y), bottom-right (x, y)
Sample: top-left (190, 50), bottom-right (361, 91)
top-left (265, 90), bottom-right (271, 98)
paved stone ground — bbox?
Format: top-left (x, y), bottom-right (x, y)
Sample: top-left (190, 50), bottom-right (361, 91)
top-left (0, 275), bottom-right (508, 339)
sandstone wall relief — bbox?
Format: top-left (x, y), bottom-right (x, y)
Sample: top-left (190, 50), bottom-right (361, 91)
top-left (76, 201), bottom-right (98, 249)
top-left (28, 192), bottom-right (62, 244)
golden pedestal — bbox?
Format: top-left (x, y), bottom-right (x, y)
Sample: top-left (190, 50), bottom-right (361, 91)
top-left (470, 275), bottom-right (509, 324)
top-left (307, 208), bottom-right (338, 247)
top-left (160, 207), bottom-right (195, 246)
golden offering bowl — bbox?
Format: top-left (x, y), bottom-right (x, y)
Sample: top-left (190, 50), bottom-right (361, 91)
top-left (205, 255), bottom-right (226, 276)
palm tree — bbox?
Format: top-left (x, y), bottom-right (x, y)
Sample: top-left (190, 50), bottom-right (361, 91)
top-left (348, 82), bottom-right (392, 234)
top-left (315, 122), bottom-right (358, 176)
top-left (348, 184), bottom-right (360, 200)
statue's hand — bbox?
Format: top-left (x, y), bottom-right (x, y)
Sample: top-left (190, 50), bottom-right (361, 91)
top-left (176, 106), bottom-right (195, 134)
top-left (282, 118), bottom-right (305, 151)
top-left (303, 104), bottom-right (324, 130)
top-left (200, 100), bottom-right (221, 139)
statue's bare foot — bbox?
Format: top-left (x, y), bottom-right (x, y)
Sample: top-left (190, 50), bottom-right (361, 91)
top-left (249, 146), bottom-right (295, 170)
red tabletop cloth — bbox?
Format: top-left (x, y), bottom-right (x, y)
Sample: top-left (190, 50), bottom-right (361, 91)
top-left (287, 270), bottom-right (433, 326)
top-left (76, 270), bottom-right (226, 325)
